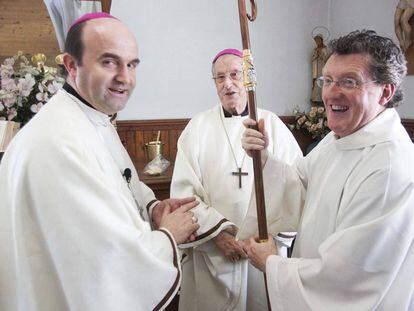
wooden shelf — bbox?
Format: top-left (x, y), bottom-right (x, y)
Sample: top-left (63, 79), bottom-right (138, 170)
top-left (134, 159), bottom-right (173, 200)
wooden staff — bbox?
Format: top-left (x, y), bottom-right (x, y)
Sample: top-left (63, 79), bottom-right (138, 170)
top-left (237, 1), bottom-right (271, 310)
top-left (237, 0), bottom-right (267, 243)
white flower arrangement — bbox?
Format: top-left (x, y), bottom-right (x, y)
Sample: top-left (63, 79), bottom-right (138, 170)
top-left (293, 106), bottom-right (331, 140)
top-left (0, 51), bottom-right (65, 126)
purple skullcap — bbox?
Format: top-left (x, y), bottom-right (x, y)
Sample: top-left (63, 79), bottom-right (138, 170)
top-left (212, 48), bottom-right (243, 64)
top-left (69, 12), bottom-right (118, 30)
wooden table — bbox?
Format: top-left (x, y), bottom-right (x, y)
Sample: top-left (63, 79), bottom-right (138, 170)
top-left (134, 160), bottom-right (174, 200)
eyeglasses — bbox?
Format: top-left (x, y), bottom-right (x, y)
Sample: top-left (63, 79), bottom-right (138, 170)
top-left (212, 70), bottom-right (243, 83)
top-left (316, 76), bottom-right (378, 90)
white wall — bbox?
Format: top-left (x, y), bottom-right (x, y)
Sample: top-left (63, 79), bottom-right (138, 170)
top-left (329, 0), bottom-right (414, 118)
top-left (112, 0), bottom-right (414, 120)
top-left (112, 0), bottom-right (328, 119)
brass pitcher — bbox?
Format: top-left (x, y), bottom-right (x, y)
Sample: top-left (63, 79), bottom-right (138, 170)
top-left (145, 141), bottom-right (163, 161)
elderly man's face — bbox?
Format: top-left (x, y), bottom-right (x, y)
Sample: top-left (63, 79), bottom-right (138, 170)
top-left (71, 18), bottom-right (139, 115)
top-left (322, 53), bottom-right (391, 138)
top-left (213, 54), bottom-right (247, 115)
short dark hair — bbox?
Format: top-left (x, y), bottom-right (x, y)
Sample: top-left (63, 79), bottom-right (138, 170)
top-left (328, 30), bottom-right (407, 108)
top-left (64, 22), bottom-right (87, 66)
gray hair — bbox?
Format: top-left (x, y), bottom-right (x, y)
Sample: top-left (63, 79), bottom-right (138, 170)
top-left (328, 30), bottom-right (407, 108)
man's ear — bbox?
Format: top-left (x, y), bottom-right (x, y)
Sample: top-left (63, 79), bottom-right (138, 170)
top-left (62, 53), bottom-right (78, 80)
top-left (379, 83), bottom-right (396, 107)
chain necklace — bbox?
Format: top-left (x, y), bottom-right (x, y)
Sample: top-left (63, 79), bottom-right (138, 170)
top-left (219, 109), bottom-right (249, 188)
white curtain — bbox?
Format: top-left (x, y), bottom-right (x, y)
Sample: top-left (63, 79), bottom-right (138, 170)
top-left (43, 0), bottom-right (102, 51)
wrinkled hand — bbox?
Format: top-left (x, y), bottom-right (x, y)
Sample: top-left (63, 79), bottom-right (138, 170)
top-left (152, 197), bottom-right (197, 228)
top-left (242, 118), bottom-right (269, 166)
top-left (159, 199), bottom-right (200, 244)
top-left (243, 235), bottom-right (277, 272)
top-left (213, 231), bottom-right (248, 263)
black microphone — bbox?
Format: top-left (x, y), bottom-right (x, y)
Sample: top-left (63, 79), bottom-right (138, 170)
top-left (123, 168), bottom-right (132, 183)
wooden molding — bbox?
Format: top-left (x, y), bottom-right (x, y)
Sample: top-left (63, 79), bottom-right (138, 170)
top-left (117, 117), bottom-right (414, 165)
top-left (117, 116), bottom-right (414, 202)
top-left (101, 0), bottom-right (112, 13)
top-left (0, 0), bottom-right (60, 66)
top-left (402, 118), bottom-right (414, 141)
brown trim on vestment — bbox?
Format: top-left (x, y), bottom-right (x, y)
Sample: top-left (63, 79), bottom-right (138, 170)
top-left (146, 199), bottom-right (159, 212)
top-left (277, 232), bottom-right (296, 239)
top-left (153, 229), bottom-right (180, 311)
top-left (190, 218), bottom-right (230, 242)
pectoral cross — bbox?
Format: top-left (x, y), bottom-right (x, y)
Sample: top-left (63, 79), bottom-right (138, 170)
top-left (232, 167), bottom-right (248, 188)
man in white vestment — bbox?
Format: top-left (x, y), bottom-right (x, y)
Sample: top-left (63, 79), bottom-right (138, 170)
top-left (242, 30), bottom-right (414, 310)
top-left (0, 13), bottom-right (200, 311)
top-left (171, 49), bottom-right (302, 311)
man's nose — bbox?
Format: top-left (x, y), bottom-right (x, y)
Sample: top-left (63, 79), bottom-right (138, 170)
top-left (115, 65), bottom-right (131, 84)
top-left (322, 84), bottom-right (344, 105)
top-left (222, 75), bottom-right (233, 88)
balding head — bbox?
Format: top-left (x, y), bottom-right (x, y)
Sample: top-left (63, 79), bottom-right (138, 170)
top-left (63, 15), bottom-right (140, 115)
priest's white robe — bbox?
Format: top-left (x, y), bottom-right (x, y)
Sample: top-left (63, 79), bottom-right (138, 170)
top-left (171, 105), bottom-right (302, 311)
top-left (245, 108), bottom-right (414, 310)
top-left (0, 90), bottom-right (181, 311)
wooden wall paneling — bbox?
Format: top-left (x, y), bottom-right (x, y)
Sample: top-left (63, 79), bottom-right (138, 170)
top-left (135, 130), bottom-right (145, 161)
top-left (101, 0), bottom-right (112, 13)
top-left (402, 119), bottom-right (414, 141)
top-left (117, 117), bottom-right (414, 203)
top-left (126, 130), bottom-right (136, 159)
top-left (116, 119), bottom-right (189, 163)
top-left (168, 129), bottom-right (183, 162)
top-left (117, 117), bottom-right (414, 165)
top-left (0, 0), bottom-right (60, 66)
top-left (160, 130), bottom-right (171, 161)
top-left (117, 129), bottom-right (126, 146)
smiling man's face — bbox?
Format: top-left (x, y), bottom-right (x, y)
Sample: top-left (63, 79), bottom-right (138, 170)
top-left (68, 18), bottom-right (140, 115)
top-left (322, 53), bottom-right (389, 138)
top-left (213, 54), bottom-right (247, 115)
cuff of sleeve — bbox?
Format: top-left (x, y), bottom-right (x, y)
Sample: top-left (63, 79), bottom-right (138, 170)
top-left (158, 227), bottom-right (180, 261)
top-left (147, 199), bottom-right (160, 219)
top-left (179, 219), bottom-right (234, 248)
top-left (222, 224), bottom-right (238, 236)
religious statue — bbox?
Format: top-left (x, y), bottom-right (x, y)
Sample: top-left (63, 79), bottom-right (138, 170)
top-left (311, 32), bottom-right (328, 105)
top-left (394, 0), bottom-right (414, 52)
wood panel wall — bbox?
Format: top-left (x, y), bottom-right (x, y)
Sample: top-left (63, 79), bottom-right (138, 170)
top-left (117, 117), bottom-right (414, 164)
top-left (116, 116), bottom-right (315, 164)
top-left (402, 118), bottom-right (414, 142)
top-left (0, 0), bottom-right (60, 66)
top-left (0, 0), bottom-right (111, 65)
top-left (116, 119), bottom-right (188, 163)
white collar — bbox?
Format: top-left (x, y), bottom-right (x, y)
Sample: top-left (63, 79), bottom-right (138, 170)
top-left (62, 90), bottom-right (111, 127)
top-left (330, 109), bottom-right (406, 150)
